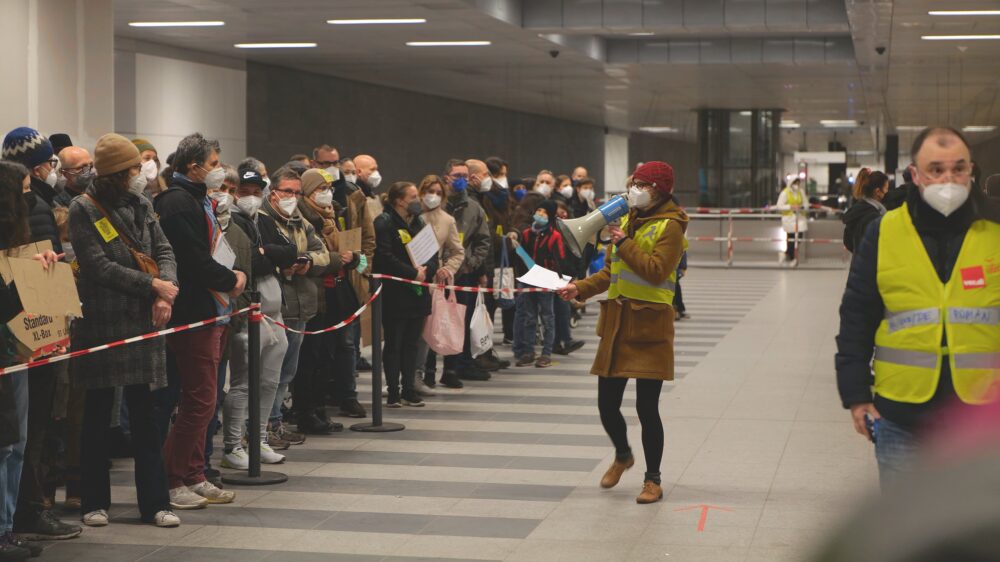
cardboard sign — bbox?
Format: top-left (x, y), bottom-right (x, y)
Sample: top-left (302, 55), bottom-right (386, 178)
top-left (0, 241), bottom-right (80, 357)
top-left (336, 228), bottom-right (362, 254)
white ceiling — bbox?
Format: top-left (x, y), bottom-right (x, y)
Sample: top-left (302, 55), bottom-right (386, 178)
top-left (113, 0), bottom-right (1000, 156)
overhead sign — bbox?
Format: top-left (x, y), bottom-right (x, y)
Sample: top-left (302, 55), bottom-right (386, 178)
top-left (794, 151), bottom-right (847, 164)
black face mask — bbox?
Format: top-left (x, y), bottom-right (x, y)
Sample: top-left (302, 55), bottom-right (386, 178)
top-left (406, 200), bottom-right (423, 217)
top-left (23, 191), bottom-right (36, 210)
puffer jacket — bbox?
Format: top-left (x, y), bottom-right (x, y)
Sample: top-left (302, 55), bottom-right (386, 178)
top-left (446, 190), bottom-right (491, 276)
top-left (27, 178), bottom-right (62, 254)
top-left (261, 196), bottom-right (332, 322)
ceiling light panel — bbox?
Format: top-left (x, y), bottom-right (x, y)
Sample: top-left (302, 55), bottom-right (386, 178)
top-left (129, 21), bottom-right (225, 27)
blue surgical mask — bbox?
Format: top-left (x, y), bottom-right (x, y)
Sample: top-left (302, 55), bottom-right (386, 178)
top-left (533, 213), bottom-right (548, 227)
top-left (513, 188), bottom-right (526, 201)
top-left (451, 177), bottom-right (468, 192)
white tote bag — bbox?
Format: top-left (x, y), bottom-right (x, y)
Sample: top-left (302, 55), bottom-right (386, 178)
top-left (469, 291), bottom-right (494, 358)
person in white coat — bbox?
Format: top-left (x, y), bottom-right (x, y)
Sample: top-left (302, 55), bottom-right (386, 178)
top-left (775, 179), bottom-right (808, 265)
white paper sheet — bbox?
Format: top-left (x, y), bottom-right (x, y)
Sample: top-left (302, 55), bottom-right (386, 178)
top-left (516, 265), bottom-right (571, 290)
top-left (212, 234), bottom-right (237, 269)
top-left (405, 224), bottom-right (440, 268)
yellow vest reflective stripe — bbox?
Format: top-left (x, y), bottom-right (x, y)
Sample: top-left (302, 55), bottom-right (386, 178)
top-left (874, 203), bottom-right (1000, 404)
top-left (608, 215), bottom-right (680, 304)
top-left (781, 188), bottom-right (804, 217)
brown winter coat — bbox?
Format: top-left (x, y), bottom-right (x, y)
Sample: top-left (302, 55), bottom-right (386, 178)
top-left (574, 196), bottom-right (688, 381)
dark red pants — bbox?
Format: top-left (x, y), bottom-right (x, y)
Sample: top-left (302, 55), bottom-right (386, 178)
top-left (161, 326), bottom-right (225, 489)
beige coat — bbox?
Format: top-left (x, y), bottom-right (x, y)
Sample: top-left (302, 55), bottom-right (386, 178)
top-left (421, 206), bottom-right (465, 275)
top-left (574, 197), bottom-right (688, 381)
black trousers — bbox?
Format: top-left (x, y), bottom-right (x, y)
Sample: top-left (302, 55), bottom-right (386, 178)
top-left (383, 317), bottom-right (424, 399)
top-left (443, 275), bottom-right (478, 372)
top-left (16, 364), bottom-right (56, 517)
top-left (673, 281), bottom-right (685, 315)
top-left (81, 384), bottom-right (170, 521)
top-left (785, 232), bottom-right (803, 261)
top-left (597, 377), bottom-right (664, 478)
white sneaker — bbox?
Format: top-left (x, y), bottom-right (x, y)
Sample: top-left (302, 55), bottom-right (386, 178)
top-left (189, 481), bottom-right (235, 504)
top-left (777, 251), bottom-right (786, 265)
top-left (259, 442), bottom-right (286, 464)
top-left (169, 486), bottom-right (208, 510)
top-left (414, 377), bottom-right (437, 397)
top-left (222, 447), bottom-right (250, 470)
top-left (82, 509), bottom-right (109, 527)
top-left (152, 510), bottom-right (180, 528)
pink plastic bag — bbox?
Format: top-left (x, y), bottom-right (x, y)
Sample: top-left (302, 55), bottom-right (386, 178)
top-left (423, 288), bottom-right (466, 355)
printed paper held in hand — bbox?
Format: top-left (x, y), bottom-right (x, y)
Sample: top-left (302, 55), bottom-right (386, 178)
top-left (405, 224), bottom-right (440, 268)
top-left (517, 265), bottom-right (571, 291)
top-left (212, 234), bottom-right (236, 269)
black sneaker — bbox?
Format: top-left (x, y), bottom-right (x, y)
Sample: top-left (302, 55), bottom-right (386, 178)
top-left (356, 357), bottom-right (373, 372)
top-left (401, 393), bottom-right (425, 407)
top-left (423, 376), bottom-right (437, 389)
top-left (552, 343), bottom-right (567, 356)
top-left (440, 372), bottom-right (464, 389)
top-left (14, 509), bottom-right (81, 541)
top-left (386, 395), bottom-right (402, 408)
top-left (338, 399), bottom-right (367, 418)
top-left (458, 368), bottom-right (491, 381)
top-left (474, 355), bottom-right (501, 372)
top-left (296, 412), bottom-right (335, 435)
top-left (0, 535), bottom-right (30, 562)
top-left (3, 533), bottom-right (41, 558)
top-left (563, 340), bottom-right (585, 354)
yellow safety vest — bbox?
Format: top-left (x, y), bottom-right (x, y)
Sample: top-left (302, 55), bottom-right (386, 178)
top-left (874, 203), bottom-right (1000, 404)
top-left (781, 188), bottom-right (804, 217)
top-left (608, 215), bottom-right (684, 304)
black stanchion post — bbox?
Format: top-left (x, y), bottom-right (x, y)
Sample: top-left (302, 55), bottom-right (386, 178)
top-left (352, 277), bottom-right (404, 432)
top-left (223, 291), bottom-right (288, 485)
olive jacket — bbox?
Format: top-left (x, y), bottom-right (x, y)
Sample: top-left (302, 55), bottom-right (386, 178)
top-left (574, 196), bottom-right (688, 381)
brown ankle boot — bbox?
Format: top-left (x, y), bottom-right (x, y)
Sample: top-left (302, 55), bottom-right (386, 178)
top-left (600, 455), bottom-right (635, 489)
top-left (636, 480), bottom-right (663, 504)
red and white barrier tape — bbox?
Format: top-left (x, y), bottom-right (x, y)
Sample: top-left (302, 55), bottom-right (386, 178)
top-left (264, 285), bottom-right (382, 335)
top-left (691, 205), bottom-right (841, 215)
top-left (0, 305), bottom-right (259, 377)
top-left (371, 273), bottom-right (553, 293)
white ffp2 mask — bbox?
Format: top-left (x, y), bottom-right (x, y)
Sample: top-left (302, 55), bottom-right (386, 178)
top-left (920, 182), bottom-right (970, 217)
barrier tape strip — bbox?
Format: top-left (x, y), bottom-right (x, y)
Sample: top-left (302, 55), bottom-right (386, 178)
top-left (0, 305), bottom-right (259, 377)
top-left (264, 285), bottom-right (382, 335)
top-left (371, 273), bottom-right (553, 293)
top-left (692, 205), bottom-right (842, 215)
top-left (689, 236), bottom-right (843, 244)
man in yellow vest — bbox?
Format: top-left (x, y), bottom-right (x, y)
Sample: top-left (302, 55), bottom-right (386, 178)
top-left (836, 126), bottom-right (1000, 488)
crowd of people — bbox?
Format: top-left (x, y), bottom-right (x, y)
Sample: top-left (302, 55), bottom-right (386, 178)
top-left (0, 126), bottom-right (606, 559)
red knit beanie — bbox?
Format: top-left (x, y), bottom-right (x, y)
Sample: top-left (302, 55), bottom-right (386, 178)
top-left (633, 161), bottom-right (675, 194)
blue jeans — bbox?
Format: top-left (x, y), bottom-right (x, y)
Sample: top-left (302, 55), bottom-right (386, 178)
top-left (0, 372), bottom-right (28, 533)
top-left (554, 297), bottom-right (572, 346)
top-left (873, 417), bottom-right (920, 490)
top-left (513, 290), bottom-right (555, 358)
top-left (270, 319), bottom-right (306, 423)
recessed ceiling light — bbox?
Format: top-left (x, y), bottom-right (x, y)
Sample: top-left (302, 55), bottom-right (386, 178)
top-left (129, 21), bottom-right (225, 27)
top-left (928, 10), bottom-right (1000, 16)
top-left (739, 111), bottom-right (752, 116)
top-left (921, 34), bottom-right (1000, 40)
top-left (327, 18), bottom-right (426, 25)
top-left (234, 42), bottom-right (317, 49)
top-left (779, 121), bottom-right (801, 129)
top-left (821, 120), bottom-right (859, 127)
top-left (896, 125), bottom-right (926, 132)
top-left (639, 126), bottom-right (679, 133)
top-left (962, 125), bottom-right (997, 132)
top-left (629, 32), bottom-right (655, 36)
top-left (406, 41), bottom-right (491, 47)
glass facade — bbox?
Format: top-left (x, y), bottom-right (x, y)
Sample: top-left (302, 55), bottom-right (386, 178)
top-left (697, 109), bottom-right (781, 207)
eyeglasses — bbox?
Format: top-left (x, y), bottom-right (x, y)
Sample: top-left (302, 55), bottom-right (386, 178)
top-left (917, 162), bottom-right (972, 183)
top-left (449, 173), bottom-right (469, 180)
top-left (61, 163), bottom-right (93, 176)
top-left (274, 188), bottom-right (302, 198)
top-left (628, 180), bottom-right (655, 191)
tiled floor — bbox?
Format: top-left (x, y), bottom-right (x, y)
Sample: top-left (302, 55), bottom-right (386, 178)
top-left (41, 268), bottom-right (878, 561)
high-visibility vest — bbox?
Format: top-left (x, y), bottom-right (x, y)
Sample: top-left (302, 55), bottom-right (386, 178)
top-left (608, 215), bottom-right (683, 304)
top-left (874, 203), bottom-right (1000, 404)
top-left (782, 188), bottom-right (804, 217)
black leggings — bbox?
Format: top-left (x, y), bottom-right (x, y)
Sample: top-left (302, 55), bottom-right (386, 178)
top-left (597, 377), bottom-right (664, 482)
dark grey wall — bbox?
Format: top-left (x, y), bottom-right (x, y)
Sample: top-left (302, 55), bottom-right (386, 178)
top-left (246, 62), bottom-right (605, 188)
top-left (973, 135), bottom-right (1000, 184)
top-left (628, 133), bottom-right (699, 201)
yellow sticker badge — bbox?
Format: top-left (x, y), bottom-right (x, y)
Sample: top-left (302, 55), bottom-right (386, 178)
top-left (496, 225), bottom-right (503, 237)
top-left (459, 232), bottom-right (465, 244)
top-left (398, 229), bottom-right (412, 244)
top-left (339, 217), bottom-right (347, 230)
top-left (95, 218), bottom-right (118, 243)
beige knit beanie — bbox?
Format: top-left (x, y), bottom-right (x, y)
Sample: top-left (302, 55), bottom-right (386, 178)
top-left (94, 133), bottom-right (141, 176)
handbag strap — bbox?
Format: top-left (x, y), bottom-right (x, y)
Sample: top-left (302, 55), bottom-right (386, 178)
top-left (83, 193), bottom-right (143, 254)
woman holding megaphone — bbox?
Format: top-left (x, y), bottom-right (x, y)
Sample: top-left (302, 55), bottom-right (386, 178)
top-left (557, 161), bottom-right (688, 505)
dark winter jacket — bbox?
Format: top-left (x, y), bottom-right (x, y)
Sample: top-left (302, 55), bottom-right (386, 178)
top-left (470, 187), bottom-right (511, 272)
top-left (510, 192), bottom-right (547, 233)
top-left (841, 198), bottom-right (884, 253)
top-left (373, 207), bottom-right (439, 320)
top-left (835, 187), bottom-right (991, 430)
top-left (446, 190), bottom-right (491, 276)
top-left (154, 174), bottom-right (238, 326)
top-left (883, 183), bottom-right (913, 211)
top-left (0, 276), bottom-right (24, 447)
top-left (230, 209), bottom-right (298, 284)
top-left (27, 179), bottom-right (62, 254)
